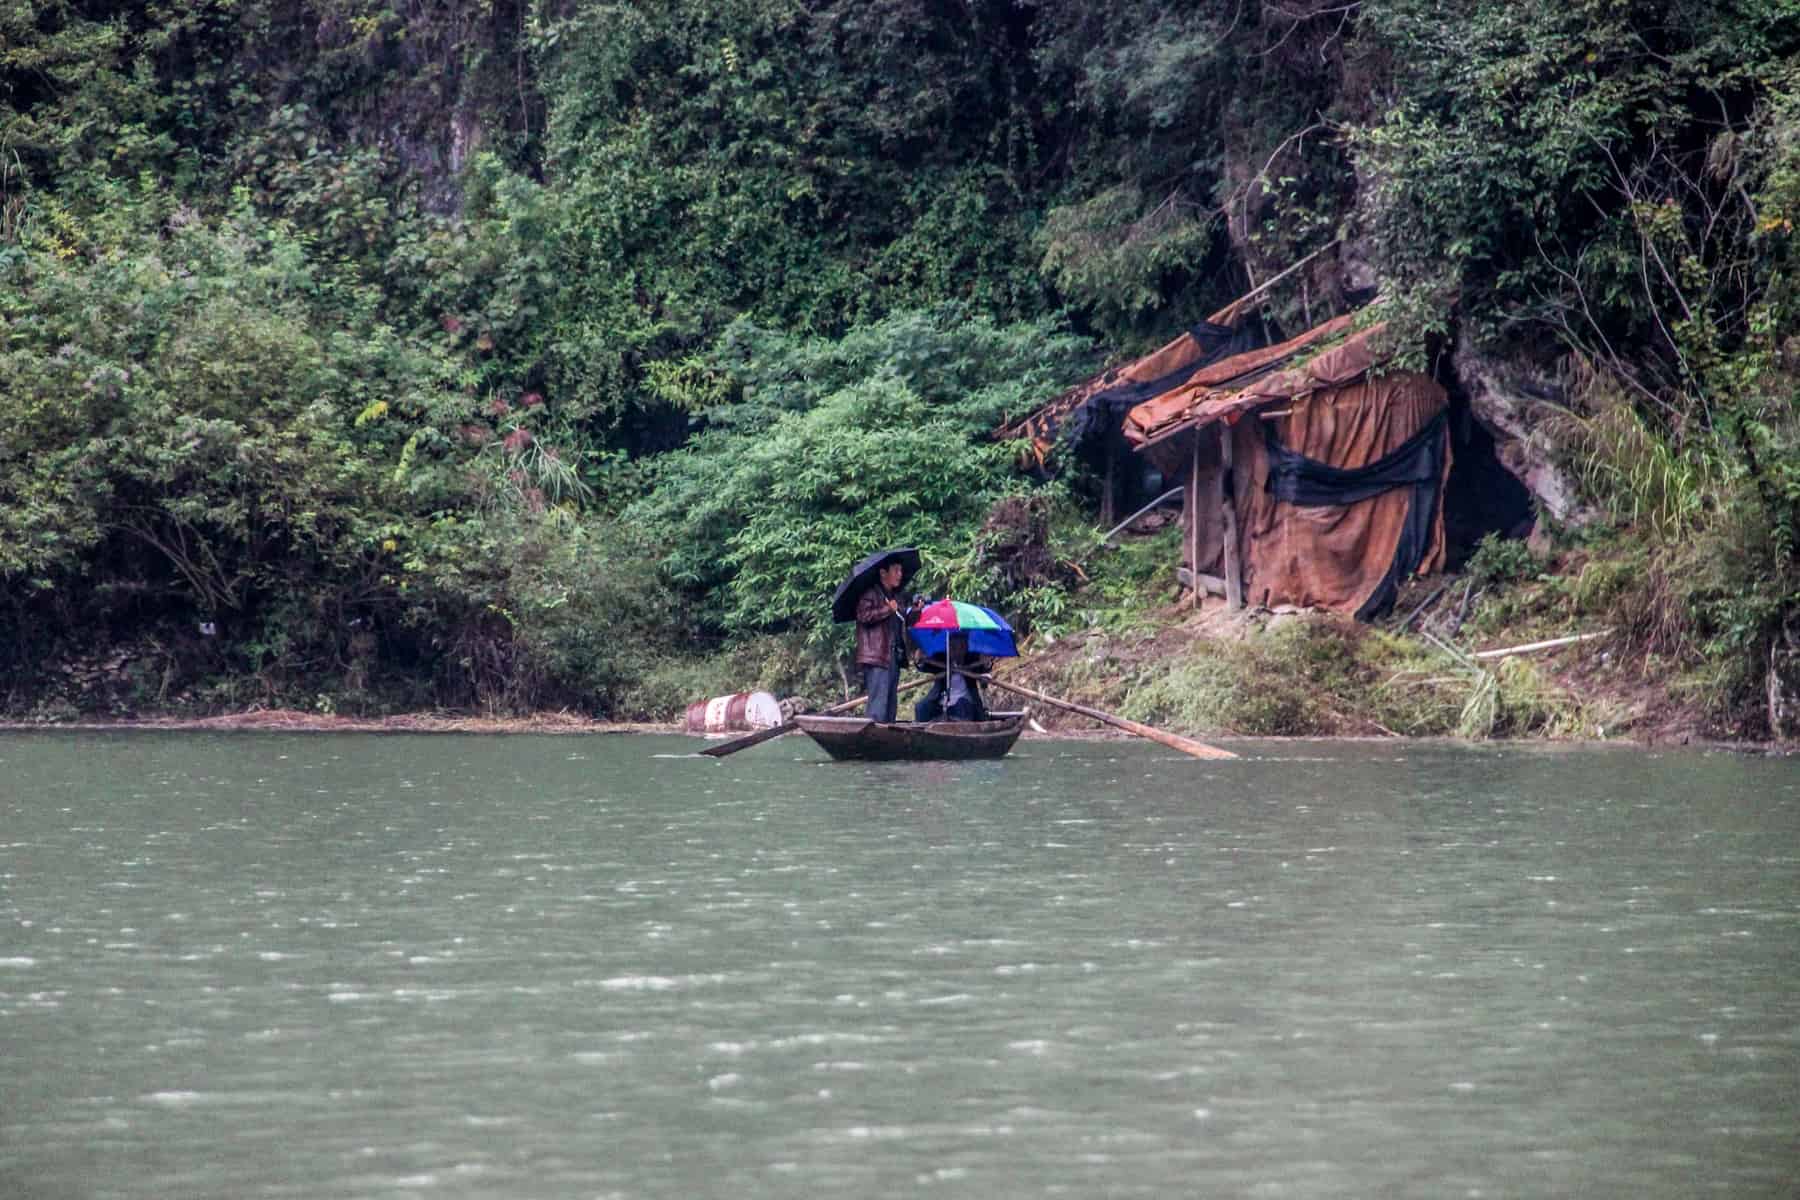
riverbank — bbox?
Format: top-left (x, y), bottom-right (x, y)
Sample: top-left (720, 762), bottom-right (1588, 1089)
top-left (0, 709), bottom-right (679, 736)
top-left (999, 581), bottom-right (1728, 748)
top-left (0, 557), bottom-right (1766, 751)
top-left (0, 617), bottom-right (1753, 753)
top-left (0, 705), bottom-right (1772, 753)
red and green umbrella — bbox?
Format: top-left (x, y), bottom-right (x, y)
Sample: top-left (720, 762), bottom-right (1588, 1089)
top-left (908, 599), bottom-right (1018, 659)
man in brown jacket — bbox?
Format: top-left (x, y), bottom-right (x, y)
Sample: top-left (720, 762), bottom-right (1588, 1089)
top-left (855, 559), bottom-right (910, 722)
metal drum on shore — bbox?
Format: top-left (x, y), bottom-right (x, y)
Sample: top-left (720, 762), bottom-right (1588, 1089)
top-left (685, 690), bottom-right (783, 734)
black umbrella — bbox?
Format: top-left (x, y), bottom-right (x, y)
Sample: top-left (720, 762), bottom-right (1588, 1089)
top-left (830, 547), bottom-right (921, 623)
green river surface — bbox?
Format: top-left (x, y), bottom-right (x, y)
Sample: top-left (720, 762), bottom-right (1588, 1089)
top-left (2, 731), bottom-right (1797, 1199)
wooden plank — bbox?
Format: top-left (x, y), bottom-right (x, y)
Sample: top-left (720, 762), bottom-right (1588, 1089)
top-left (1219, 423), bottom-right (1244, 610)
top-left (1185, 431), bottom-right (1201, 608)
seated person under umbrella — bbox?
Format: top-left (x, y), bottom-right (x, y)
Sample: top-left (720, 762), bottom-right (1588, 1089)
top-left (912, 632), bottom-right (991, 722)
top-left (907, 599), bottom-right (1015, 722)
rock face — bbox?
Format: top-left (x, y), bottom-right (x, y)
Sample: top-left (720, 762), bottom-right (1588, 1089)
top-left (1450, 329), bottom-right (1598, 528)
top-left (1768, 616), bottom-right (1800, 740)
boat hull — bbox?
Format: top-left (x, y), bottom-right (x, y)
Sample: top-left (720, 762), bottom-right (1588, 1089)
top-left (793, 711), bottom-right (1026, 761)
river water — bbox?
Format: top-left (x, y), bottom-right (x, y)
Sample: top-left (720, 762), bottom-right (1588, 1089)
top-left (2, 732), bottom-right (1797, 1198)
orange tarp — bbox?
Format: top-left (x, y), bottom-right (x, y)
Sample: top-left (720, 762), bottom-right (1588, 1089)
top-left (1121, 313), bottom-right (1362, 447)
top-left (1125, 320), bottom-right (1452, 617)
top-left (995, 326), bottom-right (1227, 467)
top-left (1236, 373), bottom-right (1449, 613)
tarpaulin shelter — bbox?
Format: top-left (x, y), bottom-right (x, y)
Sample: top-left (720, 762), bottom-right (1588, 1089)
top-left (993, 246), bottom-right (1354, 525)
top-left (993, 317), bottom-right (1266, 525)
top-left (995, 318), bottom-right (1266, 470)
top-left (1122, 319), bottom-right (1452, 621)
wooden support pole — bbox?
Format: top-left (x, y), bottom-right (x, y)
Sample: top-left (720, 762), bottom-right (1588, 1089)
top-left (1100, 441), bottom-right (1116, 528)
top-left (1219, 424), bottom-right (1244, 610)
top-left (1185, 430), bottom-right (1201, 608)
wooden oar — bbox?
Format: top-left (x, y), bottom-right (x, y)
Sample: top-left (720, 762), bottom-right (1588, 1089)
top-left (698, 677), bottom-right (928, 758)
top-left (975, 673), bottom-right (1238, 760)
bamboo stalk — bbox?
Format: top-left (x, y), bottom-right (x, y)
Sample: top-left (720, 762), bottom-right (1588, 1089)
top-left (1397, 583), bottom-right (1449, 632)
top-left (976, 674), bottom-right (1237, 760)
top-left (1204, 242), bottom-right (1340, 325)
top-left (1471, 630), bottom-right (1614, 661)
top-left (1096, 487), bottom-right (1184, 549)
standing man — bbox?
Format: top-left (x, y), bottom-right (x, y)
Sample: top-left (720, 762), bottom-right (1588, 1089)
top-left (855, 558), bottom-right (909, 723)
top-left (831, 546), bottom-right (921, 722)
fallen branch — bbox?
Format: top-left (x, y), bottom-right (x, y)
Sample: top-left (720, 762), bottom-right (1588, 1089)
top-left (1449, 579), bottom-right (1477, 634)
top-left (1205, 240), bottom-right (1340, 325)
top-left (1421, 630), bottom-right (1481, 670)
top-left (1396, 583), bottom-right (1448, 632)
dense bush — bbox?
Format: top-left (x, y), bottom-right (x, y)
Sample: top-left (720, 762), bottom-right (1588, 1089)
top-left (0, 194), bottom-right (677, 713)
top-left (3, 0), bottom-right (1797, 731)
top-left (628, 308), bottom-right (1092, 655)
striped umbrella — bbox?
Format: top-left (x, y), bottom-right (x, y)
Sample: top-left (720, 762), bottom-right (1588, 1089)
top-left (908, 599), bottom-right (1018, 659)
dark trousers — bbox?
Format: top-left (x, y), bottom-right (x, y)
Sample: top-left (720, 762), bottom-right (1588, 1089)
top-left (863, 662), bottom-right (899, 723)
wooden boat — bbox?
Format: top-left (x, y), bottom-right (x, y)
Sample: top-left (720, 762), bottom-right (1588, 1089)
top-left (793, 710), bottom-right (1027, 761)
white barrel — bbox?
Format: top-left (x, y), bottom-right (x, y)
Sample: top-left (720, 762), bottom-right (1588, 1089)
top-left (684, 690), bottom-right (784, 733)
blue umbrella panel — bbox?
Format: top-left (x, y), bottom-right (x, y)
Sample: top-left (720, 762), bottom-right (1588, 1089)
top-left (907, 599), bottom-right (1019, 659)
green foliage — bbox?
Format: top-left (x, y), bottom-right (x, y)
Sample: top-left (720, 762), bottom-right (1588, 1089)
top-left (1036, 185), bottom-right (1218, 335)
top-left (392, 509), bottom-right (685, 714)
top-left (616, 631), bottom-right (843, 720)
top-left (1655, 492), bottom-right (1800, 733)
top-left (517, 0), bottom-right (1057, 427)
top-left (1091, 616), bottom-right (1596, 739)
top-left (1032, 524), bottom-right (1183, 638)
top-left (0, 191), bottom-right (675, 714)
top-left (1350, 0), bottom-right (1798, 354)
top-left (1553, 373), bottom-right (1722, 542)
top-left (1464, 533), bottom-right (1541, 591)
top-left (1114, 620), bottom-right (1426, 736)
top-left (1027, 0), bottom-right (1354, 342)
top-left (629, 308), bottom-right (1092, 652)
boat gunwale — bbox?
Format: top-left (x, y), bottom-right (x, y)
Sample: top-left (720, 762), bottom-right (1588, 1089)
top-left (794, 711), bottom-right (1026, 738)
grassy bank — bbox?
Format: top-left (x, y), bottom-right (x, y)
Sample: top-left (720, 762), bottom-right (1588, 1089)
top-left (1003, 524), bottom-right (1763, 746)
top-left (8, 522), bottom-right (1741, 750)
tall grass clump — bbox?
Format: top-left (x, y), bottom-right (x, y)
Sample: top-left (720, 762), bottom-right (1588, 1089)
top-left (1110, 617), bottom-right (1596, 740)
top-left (1543, 349), bottom-right (1800, 734)
top-left (1549, 364), bottom-right (1721, 543)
